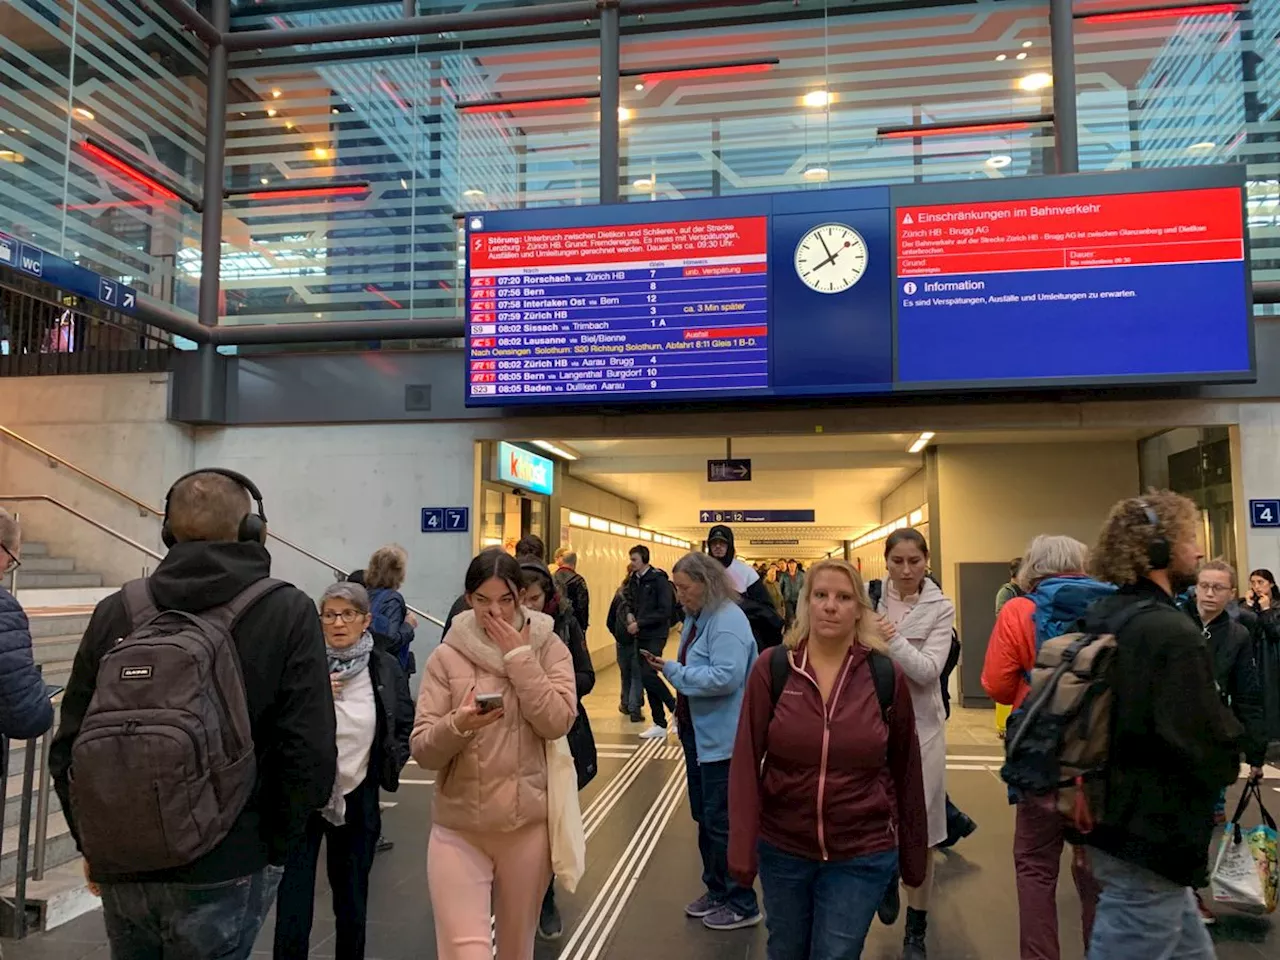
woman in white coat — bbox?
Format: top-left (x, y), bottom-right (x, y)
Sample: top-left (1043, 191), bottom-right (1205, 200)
top-left (875, 528), bottom-right (955, 960)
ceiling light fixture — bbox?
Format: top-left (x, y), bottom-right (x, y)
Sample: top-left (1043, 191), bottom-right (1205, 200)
top-left (996, 53), bottom-right (1008, 61)
top-left (0, 150), bottom-right (25, 163)
top-left (634, 61), bottom-right (777, 83)
top-left (530, 440), bottom-right (580, 461)
top-left (259, 176), bottom-right (269, 184)
top-left (1016, 51), bottom-right (1028, 59)
top-left (267, 108), bottom-right (277, 117)
top-left (271, 89), bottom-right (282, 98)
top-left (803, 89), bottom-right (833, 108)
top-left (634, 82), bottom-right (645, 91)
top-left (618, 106), bottom-right (633, 122)
top-left (1022, 40), bottom-right (1034, 47)
top-left (72, 107), bottom-right (95, 122)
top-left (313, 146), bottom-right (329, 159)
top-left (633, 177), bottom-right (653, 191)
top-left (1188, 140), bottom-right (1216, 151)
top-left (1017, 72), bottom-right (1054, 91)
top-left (80, 140), bottom-right (181, 201)
top-left (456, 94), bottom-right (598, 114)
top-left (986, 154), bottom-right (1013, 168)
top-left (803, 166), bottom-right (829, 181)
top-left (463, 188), bottom-right (485, 198)
top-left (908, 431), bottom-right (936, 454)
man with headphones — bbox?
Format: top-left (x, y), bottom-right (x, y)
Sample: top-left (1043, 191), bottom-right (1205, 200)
top-left (1076, 492), bottom-right (1243, 960)
top-left (50, 470), bottom-right (337, 960)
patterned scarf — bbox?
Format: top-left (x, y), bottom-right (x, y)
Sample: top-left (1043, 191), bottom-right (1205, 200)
top-left (327, 630), bottom-right (374, 680)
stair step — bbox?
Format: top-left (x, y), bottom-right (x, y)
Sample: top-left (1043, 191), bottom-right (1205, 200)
top-left (0, 812), bottom-right (74, 885)
top-left (33, 635), bottom-right (81, 662)
top-left (18, 588), bottom-right (112, 608)
top-left (2, 771), bottom-right (62, 830)
top-left (17, 544), bottom-right (48, 558)
top-left (27, 610), bottom-right (93, 639)
top-left (15, 557), bottom-right (75, 574)
top-left (14, 573), bottom-right (102, 590)
top-left (0, 858), bottom-right (99, 932)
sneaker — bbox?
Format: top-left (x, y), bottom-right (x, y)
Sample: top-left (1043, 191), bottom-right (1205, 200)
top-left (702, 905), bottom-right (762, 931)
top-left (537, 897), bottom-right (563, 941)
top-left (639, 725), bottom-right (669, 739)
top-left (877, 877), bottom-right (900, 925)
top-left (1196, 893), bottom-right (1216, 926)
top-left (938, 812), bottom-right (977, 850)
top-left (629, 712), bottom-right (645, 723)
top-left (685, 894), bottom-right (720, 918)
top-left (376, 837), bottom-right (394, 853)
top-left (902, 931), bottom-right (927, 960)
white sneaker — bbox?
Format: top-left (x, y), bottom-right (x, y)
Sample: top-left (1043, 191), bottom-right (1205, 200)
top-left (639, 725), bottom-right (668, 740)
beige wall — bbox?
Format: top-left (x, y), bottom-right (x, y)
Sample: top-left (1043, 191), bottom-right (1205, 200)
top-left (0, 374), bottom-right (193, 585)
top-left (934, 441), bottom-right (1141, 602)
top-left (559, 474), bottom-right (640, 525)
top-left (881, 469), bottom-right (926, 522)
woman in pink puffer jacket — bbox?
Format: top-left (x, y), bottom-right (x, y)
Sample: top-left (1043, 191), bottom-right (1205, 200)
top-left (412, 549), bottom-right (577, 960)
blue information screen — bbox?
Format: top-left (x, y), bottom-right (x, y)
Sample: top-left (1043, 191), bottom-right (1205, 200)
top-left (463, 169), bottom-right (1253, 407)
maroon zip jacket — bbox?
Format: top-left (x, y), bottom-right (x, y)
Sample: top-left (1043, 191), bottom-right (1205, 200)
top-left (728, 641), bottom-right (928, 887)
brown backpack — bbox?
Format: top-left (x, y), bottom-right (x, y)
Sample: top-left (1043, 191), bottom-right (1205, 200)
top-left (69, 578), bottom-right (283, 874)
top-left (1001, 600), bottom-right (1155, 832)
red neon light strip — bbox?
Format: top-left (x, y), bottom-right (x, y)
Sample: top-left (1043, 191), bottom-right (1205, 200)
top-left (882, 120), bottom-right (1033, 139)
top-left (458, 96), bottom-right (594, 114)
top-left (377, 77), bottom-right (409, 111)
top-left (80, 142), bottom-right (179, 200)
top-left (365, 285), bottom-right (404, 309)
top-left (639, 63), bottom-right (775, 82)
top-left (238, 185), bottom-right (368, 201)
top-left (1082, 2), bottom-right (1237, 22)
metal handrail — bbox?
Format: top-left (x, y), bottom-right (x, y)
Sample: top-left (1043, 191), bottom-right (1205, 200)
top-left (0, 495), bottom-right (164, 563)
top-left (0, 426), bottom-right (445, 628)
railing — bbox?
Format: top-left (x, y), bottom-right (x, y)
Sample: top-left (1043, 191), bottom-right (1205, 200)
top-left (0, 496), bottom-right (164, 568)
top-left (0, 278), bottom-right (176, 378)
top-left (0, 425), bottom-right (445, 628)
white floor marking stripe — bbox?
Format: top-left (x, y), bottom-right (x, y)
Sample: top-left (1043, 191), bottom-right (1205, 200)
top-left (559, 766), bottom-right (687, 960)
top-left (582, 738), bottom-right (666, 839)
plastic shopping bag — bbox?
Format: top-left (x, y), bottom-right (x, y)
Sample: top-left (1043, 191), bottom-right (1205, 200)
top-left (546, 736), bottom-right (586, 893)
top-left (1210, 782), bottom-right (1278, 914)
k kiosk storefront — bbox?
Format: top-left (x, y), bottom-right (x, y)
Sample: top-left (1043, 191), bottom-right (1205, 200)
top-left (479, 441), bottom-right (556, 553)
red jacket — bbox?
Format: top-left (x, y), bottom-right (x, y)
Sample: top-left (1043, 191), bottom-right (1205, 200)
top-left (727, 642), bottom-right (929, 888)
top-left (981, 596), bottom-right (1037, 710)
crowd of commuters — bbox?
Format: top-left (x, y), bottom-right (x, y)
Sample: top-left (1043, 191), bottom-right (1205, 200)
top-left (0, 470), bottom-right (1268, 960)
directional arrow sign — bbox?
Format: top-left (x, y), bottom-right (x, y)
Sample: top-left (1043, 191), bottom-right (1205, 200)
top-left (122, 289), bottom-right (136, 309)
top-left (707, 458), bottom-right (752, 483)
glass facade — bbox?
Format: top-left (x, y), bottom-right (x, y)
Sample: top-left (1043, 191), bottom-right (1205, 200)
top-left (1, 0), bottom-right (1277, 329)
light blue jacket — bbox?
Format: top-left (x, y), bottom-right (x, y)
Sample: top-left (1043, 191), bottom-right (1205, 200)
top-left (661, 600), bottom-right (756, 764)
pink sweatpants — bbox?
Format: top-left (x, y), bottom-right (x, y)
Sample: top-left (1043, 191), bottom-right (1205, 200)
top-left (428, 822), bottom-right (552, 960)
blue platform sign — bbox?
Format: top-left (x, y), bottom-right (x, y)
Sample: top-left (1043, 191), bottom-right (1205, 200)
top-left (699, 509), bottom-right (815, 524)
top-left (0, 231), bottom-right (138, 315)
top-left (1250, 499), bottom-right (1280, 528)
top-left (422, 507), bottom-right (471, 534)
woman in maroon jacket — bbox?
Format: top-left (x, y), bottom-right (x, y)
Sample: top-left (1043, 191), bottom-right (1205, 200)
top-left (728, 558), bottom-right (928, 960)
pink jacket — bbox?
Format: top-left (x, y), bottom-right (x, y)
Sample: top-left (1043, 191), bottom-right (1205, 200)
top-left (411, 609), bottom-right (577, 834)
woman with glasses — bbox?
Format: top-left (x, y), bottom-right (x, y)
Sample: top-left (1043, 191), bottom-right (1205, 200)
top-left (274, 581), bottom-right (413, 960)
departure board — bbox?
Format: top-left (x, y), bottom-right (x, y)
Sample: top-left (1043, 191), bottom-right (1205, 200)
top-left (467, 218), bottom-right (769, 401)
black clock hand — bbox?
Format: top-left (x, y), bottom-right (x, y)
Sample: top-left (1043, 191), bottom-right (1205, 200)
top-left (816, 232), bottom-right (834, 263)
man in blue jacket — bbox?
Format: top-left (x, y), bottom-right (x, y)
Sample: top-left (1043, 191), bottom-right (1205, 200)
top-left (0, 509), bottom-right (56, 742)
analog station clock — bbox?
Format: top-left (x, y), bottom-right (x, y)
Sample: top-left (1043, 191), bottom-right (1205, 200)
top-left (793, 223), bottom-right (868, 294)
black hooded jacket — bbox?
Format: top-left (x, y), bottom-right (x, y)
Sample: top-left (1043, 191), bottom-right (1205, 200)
top-left (50, 541), bottom-right (337, 884)
top-left (1182, 600), bottom-right (1268, 767)
top-left (708, 525), bottom-right (783, 650)
top-left (1081, 580), bottom-right (1242, 888)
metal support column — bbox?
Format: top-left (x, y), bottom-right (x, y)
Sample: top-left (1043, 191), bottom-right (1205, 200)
top-left (403, 0), bottom-right (415, 16)
top-left (197, 0), bottom-right (230, 421)
top-left (599, 2), bottom-right (621, 204)
top-left (1048, 0), bottom-right (1079, 174)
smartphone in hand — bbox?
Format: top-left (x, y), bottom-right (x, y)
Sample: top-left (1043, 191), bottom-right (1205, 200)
top-left (475, 692), bottom-right (504, 714)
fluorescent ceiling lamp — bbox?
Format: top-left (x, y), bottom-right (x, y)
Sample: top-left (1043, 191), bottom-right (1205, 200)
top-left (909, 508), bottom-right (925, 525)
top-left (589, 517), bottom-right (609, 532)
top-left (908, 431), bottom-right (936, 454)
top-left (609, 522), bottom-right (627, 536)
top-left (626, 526), bottom-right (641, 538)
top-left (803, 166), bottom-right (829, 181)
top-left (1188, 141), bottom-right (1216, 151)
top-left (569, 511), bottom-right (590, 528)
top-left (986, 155), bottom-right (1013, 169)
top-left (640, 531), bottom-right (654, 541)
top-left (802, 89), bottom-right (833, 108)
top-left (530, 440), bottom-right (579, 461)
top-left (1017, 72), bottom-right (1053, 92)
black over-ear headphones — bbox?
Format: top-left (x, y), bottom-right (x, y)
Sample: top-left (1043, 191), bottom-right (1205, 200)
top-left (161, 468), bottom-right (268, 548)
top-left (1138, 501), bottom-right (1171, 572)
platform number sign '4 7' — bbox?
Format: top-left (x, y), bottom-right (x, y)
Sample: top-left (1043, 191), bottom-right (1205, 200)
top-left (422, 507), bottom-right (469, 534)
top-left (1251, 500), bottom-right (1280, 529)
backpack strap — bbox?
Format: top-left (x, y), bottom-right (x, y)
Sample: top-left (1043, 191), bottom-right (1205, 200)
top-left (868, 579), bottom-right (883, 612)
top-left (121, 579), bottom-right (161, 630)
top-left (867, 651), bottom-right (895, 724)
top-left (202, 578), bottom-right (288, 633)
top-left (768, 644), bottom-right (790, 710)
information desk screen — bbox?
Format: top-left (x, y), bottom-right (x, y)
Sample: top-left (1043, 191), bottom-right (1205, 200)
top-left (467, 217), bottom-right (769, 402)
top-left (894, 187), bottom-right (1251, 386)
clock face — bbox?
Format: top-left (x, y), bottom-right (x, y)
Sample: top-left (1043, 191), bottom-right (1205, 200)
top-left (794, 223), bottom-right (868, 294)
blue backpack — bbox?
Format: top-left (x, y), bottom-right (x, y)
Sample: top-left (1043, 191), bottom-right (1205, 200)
top-left (1028, 577), bottom-right (1118, 659)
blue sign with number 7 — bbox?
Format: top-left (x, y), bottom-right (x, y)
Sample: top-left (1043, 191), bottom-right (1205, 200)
top-left (1250, 499), bottom-right (1280, 528)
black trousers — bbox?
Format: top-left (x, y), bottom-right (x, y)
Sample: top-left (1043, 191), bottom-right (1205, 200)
top-left (274, 775), bottom-right (381, 960)
top-left (638, 635), bottom-right (676, 727)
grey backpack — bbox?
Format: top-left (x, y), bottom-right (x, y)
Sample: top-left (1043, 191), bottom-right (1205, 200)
top-left (69, 577), bottom-right (283, 874)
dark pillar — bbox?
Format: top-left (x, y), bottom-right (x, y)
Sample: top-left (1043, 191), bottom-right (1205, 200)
top-left (599, 2), bottom-right (621, 204)
top-left (197, 0), bottom-right (230, 422)
top-left (1049, 0), bottom-right (1079, 173)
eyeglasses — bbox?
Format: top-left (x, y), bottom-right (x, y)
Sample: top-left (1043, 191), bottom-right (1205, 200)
top-left (1, 544), bottom-right (19, 575)
top-left (320, 610), bottom-right (362, 624)
top-left (1195, 583), bottom-right (1233, 595)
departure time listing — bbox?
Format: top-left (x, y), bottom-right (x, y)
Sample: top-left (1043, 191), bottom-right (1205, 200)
top-left (466, 217), bottom-right (769, 400)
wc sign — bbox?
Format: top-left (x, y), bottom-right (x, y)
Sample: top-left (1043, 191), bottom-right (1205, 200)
top-left (496, 441), bottom-right (554, 496)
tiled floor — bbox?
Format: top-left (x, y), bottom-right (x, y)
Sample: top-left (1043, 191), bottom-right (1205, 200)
top-left (8, 646), bottom-right (1278, 959)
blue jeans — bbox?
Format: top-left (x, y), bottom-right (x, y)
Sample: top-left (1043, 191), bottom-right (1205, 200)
top-left (679, 723), bottom-right (758, 917)
top-left (1088, 849), bottom-right (1214, 960)
top-left (616, 640), bottom-right (643, 714)
top-left (758, 842), bottom-right (898, 960)
top-left (101, 866), bottom-right (283, 960)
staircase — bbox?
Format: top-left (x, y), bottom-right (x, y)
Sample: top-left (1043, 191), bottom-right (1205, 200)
top-left (1, 541), bottom-right (111, 933)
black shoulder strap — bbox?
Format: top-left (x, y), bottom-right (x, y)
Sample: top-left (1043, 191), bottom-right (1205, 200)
top-left (1103, 597), bottom-right (1159, 638)
top-left (867, 651), bottom-right (895, 723)
top-left (869, 579), bottom-right (883, 610)
top-left (121, 579), bottom-right (160, 630)
top-left (202, 578), bottom-right (288, 633)
top-left (768, 644), bottom-right (790, 710)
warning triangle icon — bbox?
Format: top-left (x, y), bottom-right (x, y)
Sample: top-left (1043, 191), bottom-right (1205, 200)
top-left (902, 213), bottom-right (913, 225)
